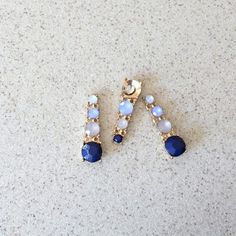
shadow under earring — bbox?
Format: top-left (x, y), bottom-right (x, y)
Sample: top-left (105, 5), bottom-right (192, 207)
top-left (81, 95), bottom-right (102, 163)
top-left (113, 79), bottom-right (142, 144)
top-left (143, 95), bottom-right (186, 157)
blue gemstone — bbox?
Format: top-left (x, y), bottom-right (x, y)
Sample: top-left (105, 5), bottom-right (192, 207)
top-left (88, 108), bottom-right (99, 119)
top-left (165, 136), bottom-right (186, 157)
top-left (152, 105), bottom-right (163, 117)
top-left (82, 142), bottom-right (102, 162)
top-left (113, 134), bottom-right (123, 144)
top-left (119, 100), bottom-right (133, 116)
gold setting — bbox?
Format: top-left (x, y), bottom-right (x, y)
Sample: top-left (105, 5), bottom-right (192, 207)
top-left (113, 79), bottom-right (142, 143)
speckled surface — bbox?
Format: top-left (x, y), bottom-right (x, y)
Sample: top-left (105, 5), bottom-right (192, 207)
top-left (0, 0), bottom-right (236, 235)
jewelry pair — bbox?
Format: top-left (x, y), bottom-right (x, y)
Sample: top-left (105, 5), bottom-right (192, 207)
top-left (81, 79), bottom-right (186, 163)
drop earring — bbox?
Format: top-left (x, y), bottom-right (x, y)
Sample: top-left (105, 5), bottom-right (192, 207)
top-left (113, 79), bottom-right (142, 144)
top-left (143, 95), bottom-right (186, 157)
top-left (81, 95), bottom-right (103, 163)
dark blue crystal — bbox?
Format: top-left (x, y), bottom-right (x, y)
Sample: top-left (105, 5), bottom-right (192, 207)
top-left (82, 142), bottom-right (102, 162)
top-left (113, 134), bottom-right (123, 144)
top-left (165, 136), bottom-right (186, 157)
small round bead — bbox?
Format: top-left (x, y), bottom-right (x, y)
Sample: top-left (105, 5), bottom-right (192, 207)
top-left (119, 100), bottom-right (133, 116)
top-left (88, 95), bottom-right (98, 104)
top-left (145, 95), bottom-right (154, 104)
top-left (113, 134), bottom-right (123, 144)
top-left (85, 122), bottom-right (100, 136)
top-left (88, 108), bottom-right (99, 119)
top-left (152, 106), bottom-right (164, 117)
top-left (158, 120), bottom-right (172, 133)
top-left (117, 119), bottom-right (128, 129)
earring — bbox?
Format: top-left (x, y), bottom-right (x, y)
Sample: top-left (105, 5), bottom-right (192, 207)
top-left (143, 95), bottom-right (186, 157)
top-left (81, 95), bottom-right (102, 163)
top-left (113, 79), bottom-right (142, 144)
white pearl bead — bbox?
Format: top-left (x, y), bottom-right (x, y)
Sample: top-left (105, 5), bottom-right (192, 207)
top-left (145, 95), bottom-right (154, 104)
top-left (158, 120), bottom-right (172, 133)
top-left (117, 119), bottom-right (128, 129)
top-left (88, 95), bottom-right (98, 104)
top-left (85, 122), bottom-right (100, 136)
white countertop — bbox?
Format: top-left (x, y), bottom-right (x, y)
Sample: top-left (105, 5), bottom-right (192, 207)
top-left (0, 0), bottom-right (235, 235)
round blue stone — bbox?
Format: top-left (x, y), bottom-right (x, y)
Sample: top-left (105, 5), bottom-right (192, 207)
top-left (88, 108), bottom-right (99, 119)
top-left (113, 134), bottom-right (123, 144)
top-left (152, 105), bottom-right (163, 117)
top-left (81, 142), bottom-right (102, 162)
top-left (165, 136), bottom-right (186, 157)
top-left (119, 100), bottom-right (133, 116)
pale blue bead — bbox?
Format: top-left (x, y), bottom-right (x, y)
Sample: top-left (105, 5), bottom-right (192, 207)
top-left (119, 100), bottom-right (133, 116)
top-left (88, 108), bottom-right (99, 119)
top-left (152, 106), bottom-right (164, 117)
top-left (145, 95), bottom-right (154, 104)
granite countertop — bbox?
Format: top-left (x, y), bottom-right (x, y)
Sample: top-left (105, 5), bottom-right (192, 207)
top-left (0, 0), bottom-right (235, 235)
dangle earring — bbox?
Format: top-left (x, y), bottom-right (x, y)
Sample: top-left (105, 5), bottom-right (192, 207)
top-left (113, 79), bottom-right (142, 144)
top-left (81, 95), bottom-right (103, 163)
top-left (143, 95), bottom-right (186, 157)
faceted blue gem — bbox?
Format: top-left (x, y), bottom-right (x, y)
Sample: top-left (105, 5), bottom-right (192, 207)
top-left (81, 142), bottom-right (102, 162)
top-left (119, 100), bottom-right (133, 116)
top-left (165, 136), bottom-right (186, 157)
top-left (113, 134), bottom-right (123, 144)
top-left (88, 108), bottom-right (99, 119)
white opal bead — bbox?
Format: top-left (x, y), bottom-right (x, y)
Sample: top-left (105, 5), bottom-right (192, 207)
top-left (117, 119), bottom-right (128, 129)
top-left (158, 120), bottom-right (172, 133)
top-left (88, 95), bottom-right (98, 104)
top-left (85, 122), bottom-right (100, 136)
top-left (145, 95), bottom-right (154, 104)
top-left (152, 105), bottom-right (164, 117)
top-left (119, 100), bottom-right (133, 116)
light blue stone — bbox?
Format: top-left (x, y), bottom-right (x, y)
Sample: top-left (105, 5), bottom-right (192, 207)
top-left (145, 95), bottom-right (154, 104)
top-left (119, 100), bottom-right (133, 116)
top-left (152, 106), bottom-right (164, 117)
top-left (88, 108), bottom-right (99, 119)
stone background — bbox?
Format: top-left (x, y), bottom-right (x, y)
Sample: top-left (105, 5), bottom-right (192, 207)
top-left (0, 0), bottom-right (235, 235)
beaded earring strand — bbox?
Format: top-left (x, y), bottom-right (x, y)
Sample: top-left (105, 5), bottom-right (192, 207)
top-left (143, 95), bottom-right (186, 157)
top-left (81, 95), bottom-right (103, 163)
top-left (113, 79), bottom-right (142, 144)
